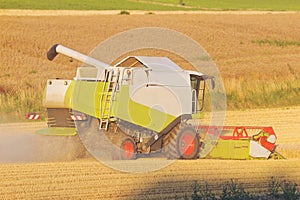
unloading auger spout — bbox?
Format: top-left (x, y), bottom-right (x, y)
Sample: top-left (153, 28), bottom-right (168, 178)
top-left (47, 44), bottom-right (109, 73)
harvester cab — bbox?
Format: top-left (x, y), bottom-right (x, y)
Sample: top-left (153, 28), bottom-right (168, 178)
top-left (38, 44), bottom-right (284, 160)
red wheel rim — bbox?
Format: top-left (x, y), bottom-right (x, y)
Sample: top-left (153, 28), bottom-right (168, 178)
top-left (180, 134), bottom-right (195, 157)
top-left (122, 140), bottom-right (135, 159)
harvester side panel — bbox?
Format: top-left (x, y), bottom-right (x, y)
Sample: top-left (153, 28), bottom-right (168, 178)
top-left (43, 79), bottom-right (73, 108)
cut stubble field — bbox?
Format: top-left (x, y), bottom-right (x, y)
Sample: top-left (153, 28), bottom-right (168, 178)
top-left (0, 158), bottom-right (299, 199)
top-left (0, 107), bottom-right (299, 198)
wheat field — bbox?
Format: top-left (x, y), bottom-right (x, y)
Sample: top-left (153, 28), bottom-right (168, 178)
top-left (0, 13), bottom-right (299, 121)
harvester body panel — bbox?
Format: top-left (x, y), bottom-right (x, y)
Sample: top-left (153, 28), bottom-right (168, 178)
top-left (43, 79), bottom-right (74, 108)
top-left (44, 55), bottom-right (201, 133)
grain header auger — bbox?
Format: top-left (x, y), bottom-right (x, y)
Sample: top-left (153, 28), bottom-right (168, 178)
top-left (36, 44), bottom-right (284, 160)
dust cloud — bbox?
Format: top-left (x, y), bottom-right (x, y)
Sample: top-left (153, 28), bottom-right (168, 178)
top-left (0, 125), bottom-right (86, 163)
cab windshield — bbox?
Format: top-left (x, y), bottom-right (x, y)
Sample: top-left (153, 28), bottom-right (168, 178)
top-left (190, 75), bottom-right (205, 113)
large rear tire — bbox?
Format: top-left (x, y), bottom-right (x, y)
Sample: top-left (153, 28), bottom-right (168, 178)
top-left (166, 125), bottom-right (200, 159)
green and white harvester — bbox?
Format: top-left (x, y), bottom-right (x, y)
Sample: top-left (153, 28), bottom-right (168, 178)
top-left (35, 44), bottom-right (284, 160)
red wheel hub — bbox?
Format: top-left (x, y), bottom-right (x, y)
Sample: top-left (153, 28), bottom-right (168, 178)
top-left (122, 140), bottom-right (135, 159)
top-left (180, 133), bottom-right (195, 156)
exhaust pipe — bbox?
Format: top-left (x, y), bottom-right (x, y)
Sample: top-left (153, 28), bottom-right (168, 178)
top-left (47, 44), bottom-right (109, 69)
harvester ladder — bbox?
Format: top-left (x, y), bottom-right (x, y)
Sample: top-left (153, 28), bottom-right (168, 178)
top-left (99, 69), bottom-right (119, 130)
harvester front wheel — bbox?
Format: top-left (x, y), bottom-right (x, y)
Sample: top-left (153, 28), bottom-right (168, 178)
top-left (120, 137), bottom-right (137, 160)
top-left (167, 126), bottom-right (200, 159)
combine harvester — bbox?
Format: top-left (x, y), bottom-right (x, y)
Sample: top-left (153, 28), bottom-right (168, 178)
top-left (35, 44), bottom-right (284, 160)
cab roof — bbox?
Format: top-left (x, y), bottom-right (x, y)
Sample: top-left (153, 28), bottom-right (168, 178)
top-left (115, 56), bottom-right (183, 71)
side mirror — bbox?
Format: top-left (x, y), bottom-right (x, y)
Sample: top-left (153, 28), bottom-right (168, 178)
top-left (201, 75), bottom-right (215, 89)
top-left (211, 77), bottom-right (215, 89)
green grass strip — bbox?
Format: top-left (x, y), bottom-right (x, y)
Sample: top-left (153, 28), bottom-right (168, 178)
top-left (1, 0), bottom-right (300, 11)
